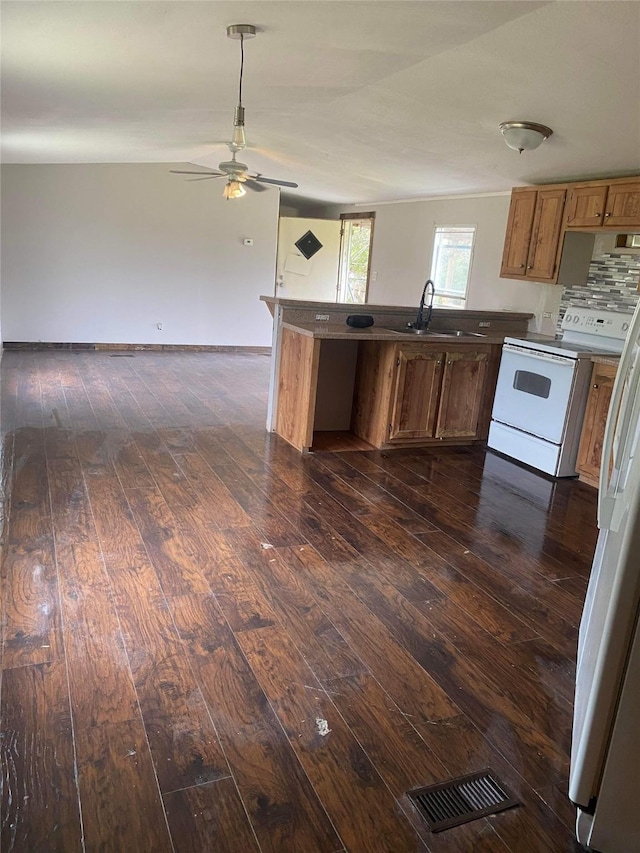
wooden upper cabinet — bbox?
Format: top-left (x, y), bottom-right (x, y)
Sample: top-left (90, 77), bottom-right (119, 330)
top-left (527, 188), bottom-right (566, 280)
top-left (564, 179), bottom-right (640, 229)
top-left (500, 187), bottom-right (566, 282)
top-left (565, 185), bottom-right (608, 227)
top-left (389, 347), bottom-right (443, 440)
top-left (500, 190), bottom-right (537, 276)
top-left (603, 182), bottom-right (640, 227)
top-left (436, 350), bottom-right (489, 438)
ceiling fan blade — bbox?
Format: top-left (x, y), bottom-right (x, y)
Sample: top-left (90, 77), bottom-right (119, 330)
top-left (170, 169), bottom-right (225, 176)
top-left (187, 175), bottom-right (224, 181)
top-left (243, 178), bottom-right (268, 192)
top-left (251, 175), bottom-right (299, 188)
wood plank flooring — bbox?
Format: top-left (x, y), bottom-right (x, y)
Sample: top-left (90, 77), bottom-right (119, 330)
top-left (0, 350), bottom-right (596, 852)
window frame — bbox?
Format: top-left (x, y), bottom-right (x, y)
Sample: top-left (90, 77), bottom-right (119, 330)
top-left (429, 224), bottom-right (476, 308)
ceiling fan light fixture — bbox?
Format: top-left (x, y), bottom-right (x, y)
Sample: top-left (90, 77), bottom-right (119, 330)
top-left (499, 120), bottom-right (553, 153)
top-left (223, 179), bottom-right (246, 200)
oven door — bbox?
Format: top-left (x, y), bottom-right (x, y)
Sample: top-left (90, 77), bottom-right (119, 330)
top-left (492, 343), bottom-right (577, 444)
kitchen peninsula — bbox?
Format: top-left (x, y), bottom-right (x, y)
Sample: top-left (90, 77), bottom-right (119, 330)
top-left (262, 297), bottom-right (534, 453)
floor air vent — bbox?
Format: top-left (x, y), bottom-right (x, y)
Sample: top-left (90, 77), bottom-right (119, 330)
top-left (408, 769), bottom-right (520, 832)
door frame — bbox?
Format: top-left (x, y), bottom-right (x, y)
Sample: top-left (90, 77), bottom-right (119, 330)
top-left (337, 212), bottom-right (375, 303)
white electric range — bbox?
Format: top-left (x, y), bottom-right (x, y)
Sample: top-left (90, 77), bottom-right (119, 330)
top-left (488, 308), bottom-right (630, 477)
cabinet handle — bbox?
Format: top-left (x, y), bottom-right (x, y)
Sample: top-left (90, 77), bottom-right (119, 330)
top-left (519, 264), bottom-right (525, 269)
top-left (593, 383), bottom-right (599, 389)
top-left (437, 360), bottom-right (441, 365)
top-left (527, 265), bottom-right (533, 270)
top-left (604, 212), bottom-right (611, 218)
top-left (447, 360), bottom-right (453, 365)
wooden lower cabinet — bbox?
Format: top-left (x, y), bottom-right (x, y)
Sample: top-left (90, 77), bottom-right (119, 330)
top-left (389, 348), bottom-right (443, 440)
top-left (576, 362), bottom-right (617, 487)
top-left (436, 350), bottom-right (490, 439)
top-left (353, 341), bottom-right (499, 448)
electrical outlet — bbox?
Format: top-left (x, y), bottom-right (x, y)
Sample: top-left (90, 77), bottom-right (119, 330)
top-left (315, 314), bottom-right (330, 321)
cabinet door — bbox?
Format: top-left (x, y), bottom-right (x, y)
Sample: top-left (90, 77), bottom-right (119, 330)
top-left (565, 185), bottom-right (608, 227)
top-left (500, 190), bottom-right (537, 277)
top-left (577, 363), bottom-right (617, 486)
top-left (389, 348), bottom-right (443, 441)
top-left (526, 188), bottom-right (566, 280)
top-left (603, 182), bottom-right (640, 228)
top-left (436, 350), bottom-right (489, 439)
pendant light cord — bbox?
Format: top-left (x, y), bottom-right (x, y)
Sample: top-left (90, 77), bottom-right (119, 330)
top-left (238, 34), bottom-right (244, 107)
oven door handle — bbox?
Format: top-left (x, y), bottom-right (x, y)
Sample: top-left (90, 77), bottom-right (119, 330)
top-left (502, 343), bottom-right (576, 366)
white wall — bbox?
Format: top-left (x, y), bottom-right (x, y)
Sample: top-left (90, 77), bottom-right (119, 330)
top-left (339, 195), bottom-right (562, 333)
top-left (0, 164), bottom-right (279, 346)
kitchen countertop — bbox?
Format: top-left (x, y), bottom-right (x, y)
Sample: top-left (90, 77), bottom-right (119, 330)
top-left (591, 354), bottom-right (621, 366)
top-left (281, 320), bottom-right (553, 346)
top-left (261, 295), bottom-right (534, 321)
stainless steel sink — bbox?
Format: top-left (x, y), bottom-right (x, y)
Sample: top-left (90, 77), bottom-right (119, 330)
top-left (388, 328), bottom-right (434, 336)
top-left (437, 330), bottom-right (487, 337)
top-left (386, 328), bottom-right (486, 338)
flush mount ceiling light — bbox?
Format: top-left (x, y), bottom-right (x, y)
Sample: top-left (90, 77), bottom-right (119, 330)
top-left (499, 121), bottom-right (553, 154)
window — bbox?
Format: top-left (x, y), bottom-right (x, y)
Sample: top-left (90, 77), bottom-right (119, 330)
top-left (430, 226), bottom-right (476, 308)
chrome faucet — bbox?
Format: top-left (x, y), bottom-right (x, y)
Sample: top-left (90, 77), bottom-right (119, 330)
top-left (413, 279), bottom-right (435, 330)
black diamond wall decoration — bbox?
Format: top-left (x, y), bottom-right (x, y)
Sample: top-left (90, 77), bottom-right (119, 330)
top-left (295, 230), bottom-right (323, 260)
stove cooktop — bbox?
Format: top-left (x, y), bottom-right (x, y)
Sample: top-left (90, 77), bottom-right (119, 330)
top-left (504, 336), bottom-right (623, 359)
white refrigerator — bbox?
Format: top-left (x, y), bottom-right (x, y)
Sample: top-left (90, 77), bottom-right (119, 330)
top-left (569, 300), bottom-right (640, 852)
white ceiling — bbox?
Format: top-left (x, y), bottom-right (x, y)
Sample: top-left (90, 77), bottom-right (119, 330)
top-left (2, 1), bottom-right (639, 204)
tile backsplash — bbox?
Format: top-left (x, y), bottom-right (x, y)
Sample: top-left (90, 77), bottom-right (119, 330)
top-left (558, 250), bottom-right (640, 332)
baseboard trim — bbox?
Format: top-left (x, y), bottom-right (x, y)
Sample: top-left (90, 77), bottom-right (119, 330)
top-left (3, 342), bottom-right (272, 354)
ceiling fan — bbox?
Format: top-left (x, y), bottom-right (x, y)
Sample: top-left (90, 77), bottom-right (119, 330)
top-left (171, 24), bottom-right (298, 199)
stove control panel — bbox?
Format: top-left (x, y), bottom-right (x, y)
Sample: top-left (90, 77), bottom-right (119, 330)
top-left (561, 308), bottom-right (630, 340)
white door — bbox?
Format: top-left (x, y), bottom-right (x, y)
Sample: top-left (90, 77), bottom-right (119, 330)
top-left (276, 217), bottom-right (341, 301)
top-left (491, 345), bottom-right (577, 443)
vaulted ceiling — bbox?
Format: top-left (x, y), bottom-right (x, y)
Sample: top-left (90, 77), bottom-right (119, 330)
top-left (2, 1), bottom-right (639, 203)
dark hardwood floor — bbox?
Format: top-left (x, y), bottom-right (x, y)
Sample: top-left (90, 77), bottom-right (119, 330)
top-left (0, 350), bottom-right (596, 852)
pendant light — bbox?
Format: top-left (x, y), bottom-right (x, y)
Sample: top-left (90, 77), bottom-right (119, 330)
top-left (227, 24), bottom-right (256, 152)
top-left (499, 121), bottom-right (553, 154)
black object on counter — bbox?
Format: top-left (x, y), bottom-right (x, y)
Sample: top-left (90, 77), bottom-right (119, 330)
top-left (346, 315), bottom-right (374, 328)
